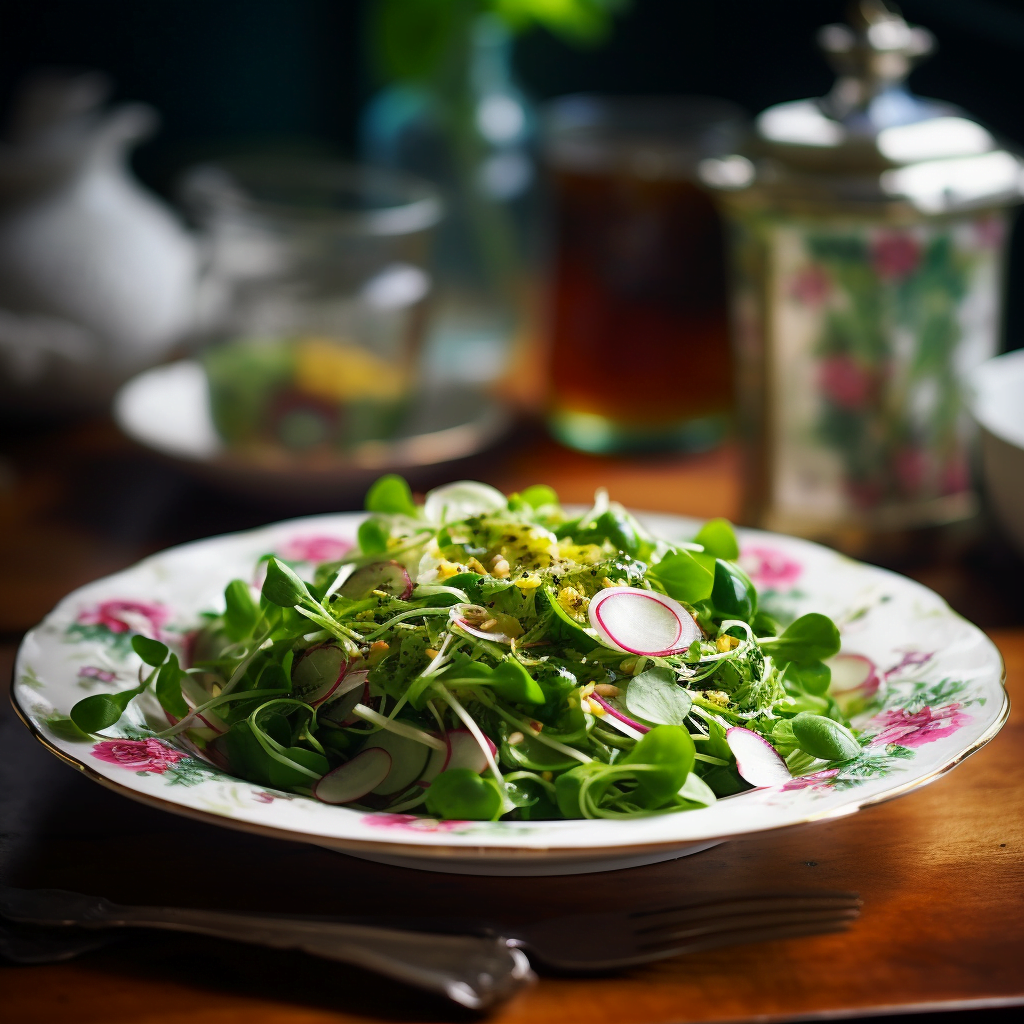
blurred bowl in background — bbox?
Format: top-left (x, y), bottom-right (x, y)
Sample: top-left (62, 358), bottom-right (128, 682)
top-left (970, 349), bottom-right (1024, 555)
top-left (113, 360), bottom-right (512, 502)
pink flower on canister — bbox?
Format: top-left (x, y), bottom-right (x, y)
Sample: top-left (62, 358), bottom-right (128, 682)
top-left (818, 354), bottom-right (875, 410)
top-left (78, 666), bottom-right (117, 683)
top-left (278, 536), bottom-right (353, 563)
top-left (77, 600), bottom-right (169, 637)
top-left (739, 547), bottom-right (802, 591)
top-left (872, 232), bottom-right (921, 282)
top-left (365, 813), bottom-right (469, 833)
top-left (92, 738), bottom-right (186, 774)
top-left (789, 265), bottom-right (832, 306)
top-left (781, 768), bottom-right (840, 792)
top-left (894, 446), bottom-right (928, 495)
top-left (869, 703), bottom-right (971, 748)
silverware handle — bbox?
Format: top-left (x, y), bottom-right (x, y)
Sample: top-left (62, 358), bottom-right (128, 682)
top-left (99, 906), bottom-right (533, 1010)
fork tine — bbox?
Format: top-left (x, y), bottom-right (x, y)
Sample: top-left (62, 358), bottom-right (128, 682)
top-left (629, 895), bottom-right (862, 930)
top-left (580, 918), bottom-right (855, 971)
top-left (634, 908), bottom-right (861, 951)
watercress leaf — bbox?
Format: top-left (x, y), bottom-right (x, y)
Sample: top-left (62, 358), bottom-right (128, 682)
top-left (622, 725), bottom-right (696, 804)
top-left (69, 691), bottom-right (133, 733)
top-left (694, 518), bottom-right (740, 560)
top-left (648, 550), bottom-right (714, 604)
top-left (762, 613), bottom-right (841, 662)
top-left (262, 557), bottom-right (311, 607)
top-left (357, 517), bottom-right (390, 554)
top-left (155, 654), bottom-right (189, 719)
top-left (784, 660), bottom-right (831, 696)
top-left (492, 658), bottom-right (545, 705)
top-left (131, 634), bottom-right (168, 667)
top-left (45, 715), bottom-right (93, 742)
top-left (791, 712), bottom-right (860, 760)
top-left (519, 484), bottom-right (558, 508)
top-left (426, 769), bottom-right (503, 820)
top-left (625, 667), bottom-right (693, 726)
top-left (365, 473), bottom-right (417, 516)
top-left (710, 559), bottom-right (757, 621)
top-left (223, 579), bottom-right (259, 640)
top-left (678, 771), bottom-right (717, 807)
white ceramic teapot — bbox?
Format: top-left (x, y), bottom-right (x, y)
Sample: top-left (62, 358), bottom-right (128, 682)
top-left (0, 71), bottom-right (199, 414)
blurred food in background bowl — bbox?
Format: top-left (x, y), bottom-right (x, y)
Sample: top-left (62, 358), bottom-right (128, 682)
top-left (969, 349), bottom-right (1024, 556)
top-left (180, 157), bottom-right (441, 455)
top-left (113, 360), bottom-right (511, 502)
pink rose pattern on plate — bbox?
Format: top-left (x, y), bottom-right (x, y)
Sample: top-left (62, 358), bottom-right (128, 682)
top-left (68, 600), bottom-right (170, 655)
top-left (365, 813), bottom-right (471, 833)
top-left (868, 703), bottom-right (972, 749)
top-left (92, 738), bottom-right (186, 774)
top-left (278, 535), bottom-right (353, 564)
top-left (739, 546), bottom-right (803, 592)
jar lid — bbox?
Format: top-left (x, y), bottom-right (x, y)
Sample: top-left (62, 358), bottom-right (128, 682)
top-left (701, 0), bottom-right (1024, 214)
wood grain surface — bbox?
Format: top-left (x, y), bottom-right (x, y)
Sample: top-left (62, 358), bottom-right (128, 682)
top-left (1, 416), bottom-right (1023, 1023)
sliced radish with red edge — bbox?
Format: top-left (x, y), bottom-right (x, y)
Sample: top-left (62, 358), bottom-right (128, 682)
top-left (292, 644), bottom-right (353, 707)
top-left (826, 653), bottom-right (879, 694)
top-left (362, 730), bottom-right (431, 795)
top-left (449, 604), bottom-right (516, 645)
top-left (443, 728), bottom-right (495, 774)
top-left (313, 749), bottom-right (392, 804)
top-left (180, 674), bottom-right (228, 734)
top-left (726, 727), bottom-right (791, 788)
top-left (339, 561), bottom-right (413, 601)
top-left (588, 587), bottom-right (701, 657)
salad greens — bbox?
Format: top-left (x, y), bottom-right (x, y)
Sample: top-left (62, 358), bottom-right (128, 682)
top-left (71, 477), bottom-right (859, 821)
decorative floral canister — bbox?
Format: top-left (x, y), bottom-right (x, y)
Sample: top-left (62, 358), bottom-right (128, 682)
top-left (701, 1), bottom-right (1024, 542)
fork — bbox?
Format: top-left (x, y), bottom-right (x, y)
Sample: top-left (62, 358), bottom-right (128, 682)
top-left (0, 884), bottom-right (860, 1010)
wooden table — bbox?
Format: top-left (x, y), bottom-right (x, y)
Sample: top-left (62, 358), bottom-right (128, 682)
top-left (1, 415), bottom-right (1023, 1023)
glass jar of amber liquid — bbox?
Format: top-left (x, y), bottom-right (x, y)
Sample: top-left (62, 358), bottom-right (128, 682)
top-left (542, 96), bottom-right (745, 453)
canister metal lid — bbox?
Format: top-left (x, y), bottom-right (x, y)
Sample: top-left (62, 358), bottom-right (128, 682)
top-left (701, 0), bottom-right (1024, 215)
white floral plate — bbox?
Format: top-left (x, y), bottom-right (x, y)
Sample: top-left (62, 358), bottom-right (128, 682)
top-left (12, 512), bottom-right (1008, 876)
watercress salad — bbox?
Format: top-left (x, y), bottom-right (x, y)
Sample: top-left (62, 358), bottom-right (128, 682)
top-left (70, 477), bottom-right (860, 821)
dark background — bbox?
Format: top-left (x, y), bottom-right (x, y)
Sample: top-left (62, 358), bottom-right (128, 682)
top-left (1, 0), bottom-right (1023, 350)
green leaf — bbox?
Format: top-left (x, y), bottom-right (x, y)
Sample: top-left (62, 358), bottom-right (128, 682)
top-left (622, 725), bottom-right (696, 804)
top-left (492, 658), bottom-right (545, 705)
top-left (426, 769), bottom-right (503, 820)
top-left (45, 715), bottom-right (93, 742)
top-left (223, 579), bottom-right (259, 641)
top-left (694, 518), bottom-right (740, 560)
top-left (131, 634), bottom-right (168, 667)
top-left (155, 655), bottom-right (189, 719)
top-left (625, 668), bottom-right (693, 726)
top-left (791, 713), bottom-right (860, 760)
top-left (710, 559), bottom-right (757, 621)
top-left (69, 690), bottom-right (137, 733)
top-left (761, 613), bottom-right (841, 663)
top-left (262, 558), bottom-right (311, 608)
top-left (648, 550), bottom-right (714, 603)
top-left (357, 517), bottom-right (390, 554)
top-left (519, 484), bottom-right (558, 508)
top-left (784, 660), bottom-right (831, 696)
top-left (365, 474), bottom-right (417, 516)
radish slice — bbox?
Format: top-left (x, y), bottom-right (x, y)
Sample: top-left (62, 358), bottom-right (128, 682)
top-left (362, 730), bottom-right (431, 795)
top-left (319, 669), bottom-right (368, 724)
top-left (588, 587), bottom-right (701, 657)
top-left (423, 481), bottom-right (507, 525)
top-left (587, 692), bottom-right (650, 734)
top-left (180, 675), bottom-right (228, 734)
top-left (449, 604), bottom-right (516, 645)
top-left (339, 561), bottom-right (413, 601)
top-left (827, 653), bottom-right (879, 694)
top-left (313, 749), bottom-right (392, 804)
top-left (292, 644), bottom-right (351, 707)
top-left (444, 728), bottom-right (496, 774)
top-left (417, 742), bottom-right (449, 788)
top-left (726, 727), bottom-right (791, 788)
